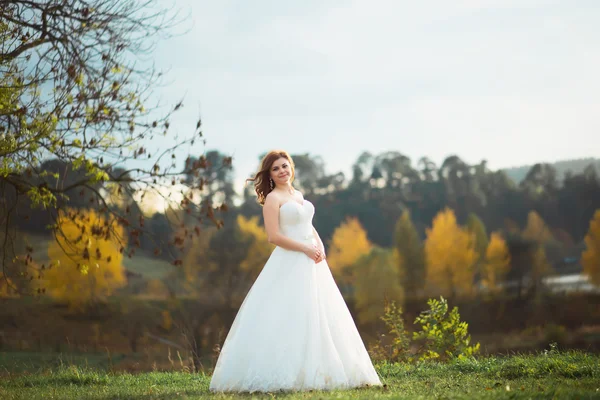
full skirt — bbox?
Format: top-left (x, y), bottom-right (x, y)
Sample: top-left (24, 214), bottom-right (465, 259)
top-left (209, 245), bottom-right (382, 393)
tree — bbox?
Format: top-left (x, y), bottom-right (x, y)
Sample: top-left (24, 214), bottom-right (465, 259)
top-left (467, 213), bottom-right (488, 265)
top-left (350, 151), bottom-right (375, 186)
top-left (582, 210), bottom-right (600, 286)
top-left (289, 153), bottom-right (326, 195)
top-left (393, 209), bottom-right (425, 299)
top-left (530, 245), bottom-right (552, 292)
top-left (237, 215), bottom-right (274, 279)
top-left (0, 229), bottom-right (38, 296)
top-left (438, 155), bottom-right (473, 214)
top-left (503, 234), bottom-right (537, 298)
top-left (373, 151), bottom-right (419, 190)
top-left (520, 163), bottom-right (559, 198)
top-left (43, 208), bottom-right (127, 310)
top-left (523, 211), bottom-right (554, 243)
top-left (424, 208), bottom-right (477, 298)
top-left (559, 165), bottom-right (600, 241)
top-left (154, 223), bottom-right (212, 300)
top-left (417, 157), bottom-right (438, 183)
top-left (1, 1), bottom-right (225, 294)
top-left (466, 213), bottom-right (488, 283)
top-left (182, 222), bottom-right (253, 308)
top-left (184, 150), bottom-right (235, 208)
top-left (481, 232), bottom-right (511, 293)
top-left (352, 247), bottom-right (404, 325)
top-left (522, 211), bottom-right (554, 291)
top-left (326, 217), bottom-right (372, 286)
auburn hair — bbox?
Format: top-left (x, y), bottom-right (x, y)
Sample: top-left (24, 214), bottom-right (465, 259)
top-left (246, 150), bottom-right (295, 205)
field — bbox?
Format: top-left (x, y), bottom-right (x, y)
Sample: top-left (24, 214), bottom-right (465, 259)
top-left (0, 351), bottom-right (599, 399)
top-left (5, 235), bottom-right (600, 398)
top-left (22, 233), bottom-right (175, 281)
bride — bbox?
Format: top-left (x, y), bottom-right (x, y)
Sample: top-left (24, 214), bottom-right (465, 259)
top-left (209, 150), bottom-right (382, 393)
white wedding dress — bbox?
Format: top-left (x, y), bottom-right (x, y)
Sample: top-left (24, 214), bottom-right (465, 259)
top-left (209, 200), bottom-right (381, 393)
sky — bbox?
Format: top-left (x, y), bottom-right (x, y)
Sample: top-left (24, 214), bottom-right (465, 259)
top-left (148, 0), bottom-right (600, 195)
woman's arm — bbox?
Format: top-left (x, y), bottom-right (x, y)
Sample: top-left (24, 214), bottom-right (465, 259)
top-left (312, 225), bottom-right (325, 252)
top-left (312, 225), bottom-right (326, 263)
top-left (263, 194), bottom-right (320, 259)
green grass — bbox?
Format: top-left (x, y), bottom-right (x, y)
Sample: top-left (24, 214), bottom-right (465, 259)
top-left (21, 233), bottom-right (174, 280)
top-left (1, 351), bottom-right (599, 399)
top-left (122, 254), bottom-right (174, 280)
top-left (0, 352), bottom-right (113, 374)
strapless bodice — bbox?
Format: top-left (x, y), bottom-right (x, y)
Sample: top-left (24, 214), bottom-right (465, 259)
top-left (279, 200), bottom-right (315, 242)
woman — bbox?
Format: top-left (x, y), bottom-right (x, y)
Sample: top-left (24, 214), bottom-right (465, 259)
top-left (209, 150), bottom-right (381, 393)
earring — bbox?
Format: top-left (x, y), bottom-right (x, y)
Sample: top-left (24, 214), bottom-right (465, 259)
top-left (269, 178), bottom-right (274, 190)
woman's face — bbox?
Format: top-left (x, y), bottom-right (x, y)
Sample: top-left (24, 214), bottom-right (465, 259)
top-left (270, 157), bottom-right (292, 187)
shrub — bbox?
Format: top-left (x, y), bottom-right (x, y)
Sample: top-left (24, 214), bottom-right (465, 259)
top-left (369, 301), bottom-right (412, 362)
top-left (413, 296), bottom-right (480, 361)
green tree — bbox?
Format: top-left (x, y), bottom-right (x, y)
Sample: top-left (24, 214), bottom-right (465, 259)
top-left (353, 247), bottom-right (404, 325)
top-left (467, 213), bottom-right (488, 264)
top-left (467, 213), bottom-right (489, 280)
top-left (393, 209), bottom-right (425, 299)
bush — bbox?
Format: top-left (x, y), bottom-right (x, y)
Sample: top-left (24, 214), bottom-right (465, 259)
top-left (412, 296), bottom-right (480, 361)
top-left (369, 301), bottom-right (411, 362)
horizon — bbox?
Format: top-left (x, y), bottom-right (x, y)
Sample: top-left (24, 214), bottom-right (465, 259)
top-left (136, 151), bottom-right (599, 214)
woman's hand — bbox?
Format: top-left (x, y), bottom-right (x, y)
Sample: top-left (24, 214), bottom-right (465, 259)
top-left (315, 246), bottom-right (326, 263)
top-left (310, 226), bottom-right (326, 264)
top-left (303, 244), bottom-right (322, 262)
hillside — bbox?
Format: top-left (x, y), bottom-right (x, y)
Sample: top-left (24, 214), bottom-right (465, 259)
top-left (501, 157), bottom-right (600, 183)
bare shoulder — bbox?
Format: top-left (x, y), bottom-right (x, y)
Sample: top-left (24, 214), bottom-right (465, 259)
top-left (264, 191), bottom-right (280, 207)
top-left (263, 192), bottom-right (280, 223)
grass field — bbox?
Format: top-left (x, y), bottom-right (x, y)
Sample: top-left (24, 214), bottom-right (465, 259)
top-left (0, 352), bottom-right (113, 374)
top-left (122, 254), bottom-right (174, 280)
top-left (22, 233), bottom-right (175, 281)
top-left (1, 351), bottom-right (598, 399)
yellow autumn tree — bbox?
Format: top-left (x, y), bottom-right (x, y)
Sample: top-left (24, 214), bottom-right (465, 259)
top-left (424, 208), bottom-right (477, 298)
top-left (531, 245), bottom-right (552, 290)
top-left (237, 215), bottom-right (274, 279)
top-left (481, 232), bottom-right (511, 293)
top-left (582, 210), bottom-right (600, 286)
top-left (327, 217), bottom-right (372, 285)
top-left (523, 211), bottom-right (554, 242)
top-left (44, 208), bottom-right (127, 310)
top-left (352, 247), bottom-right (404, 325)
top-left (522, 210), bottom-right (554, 288)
